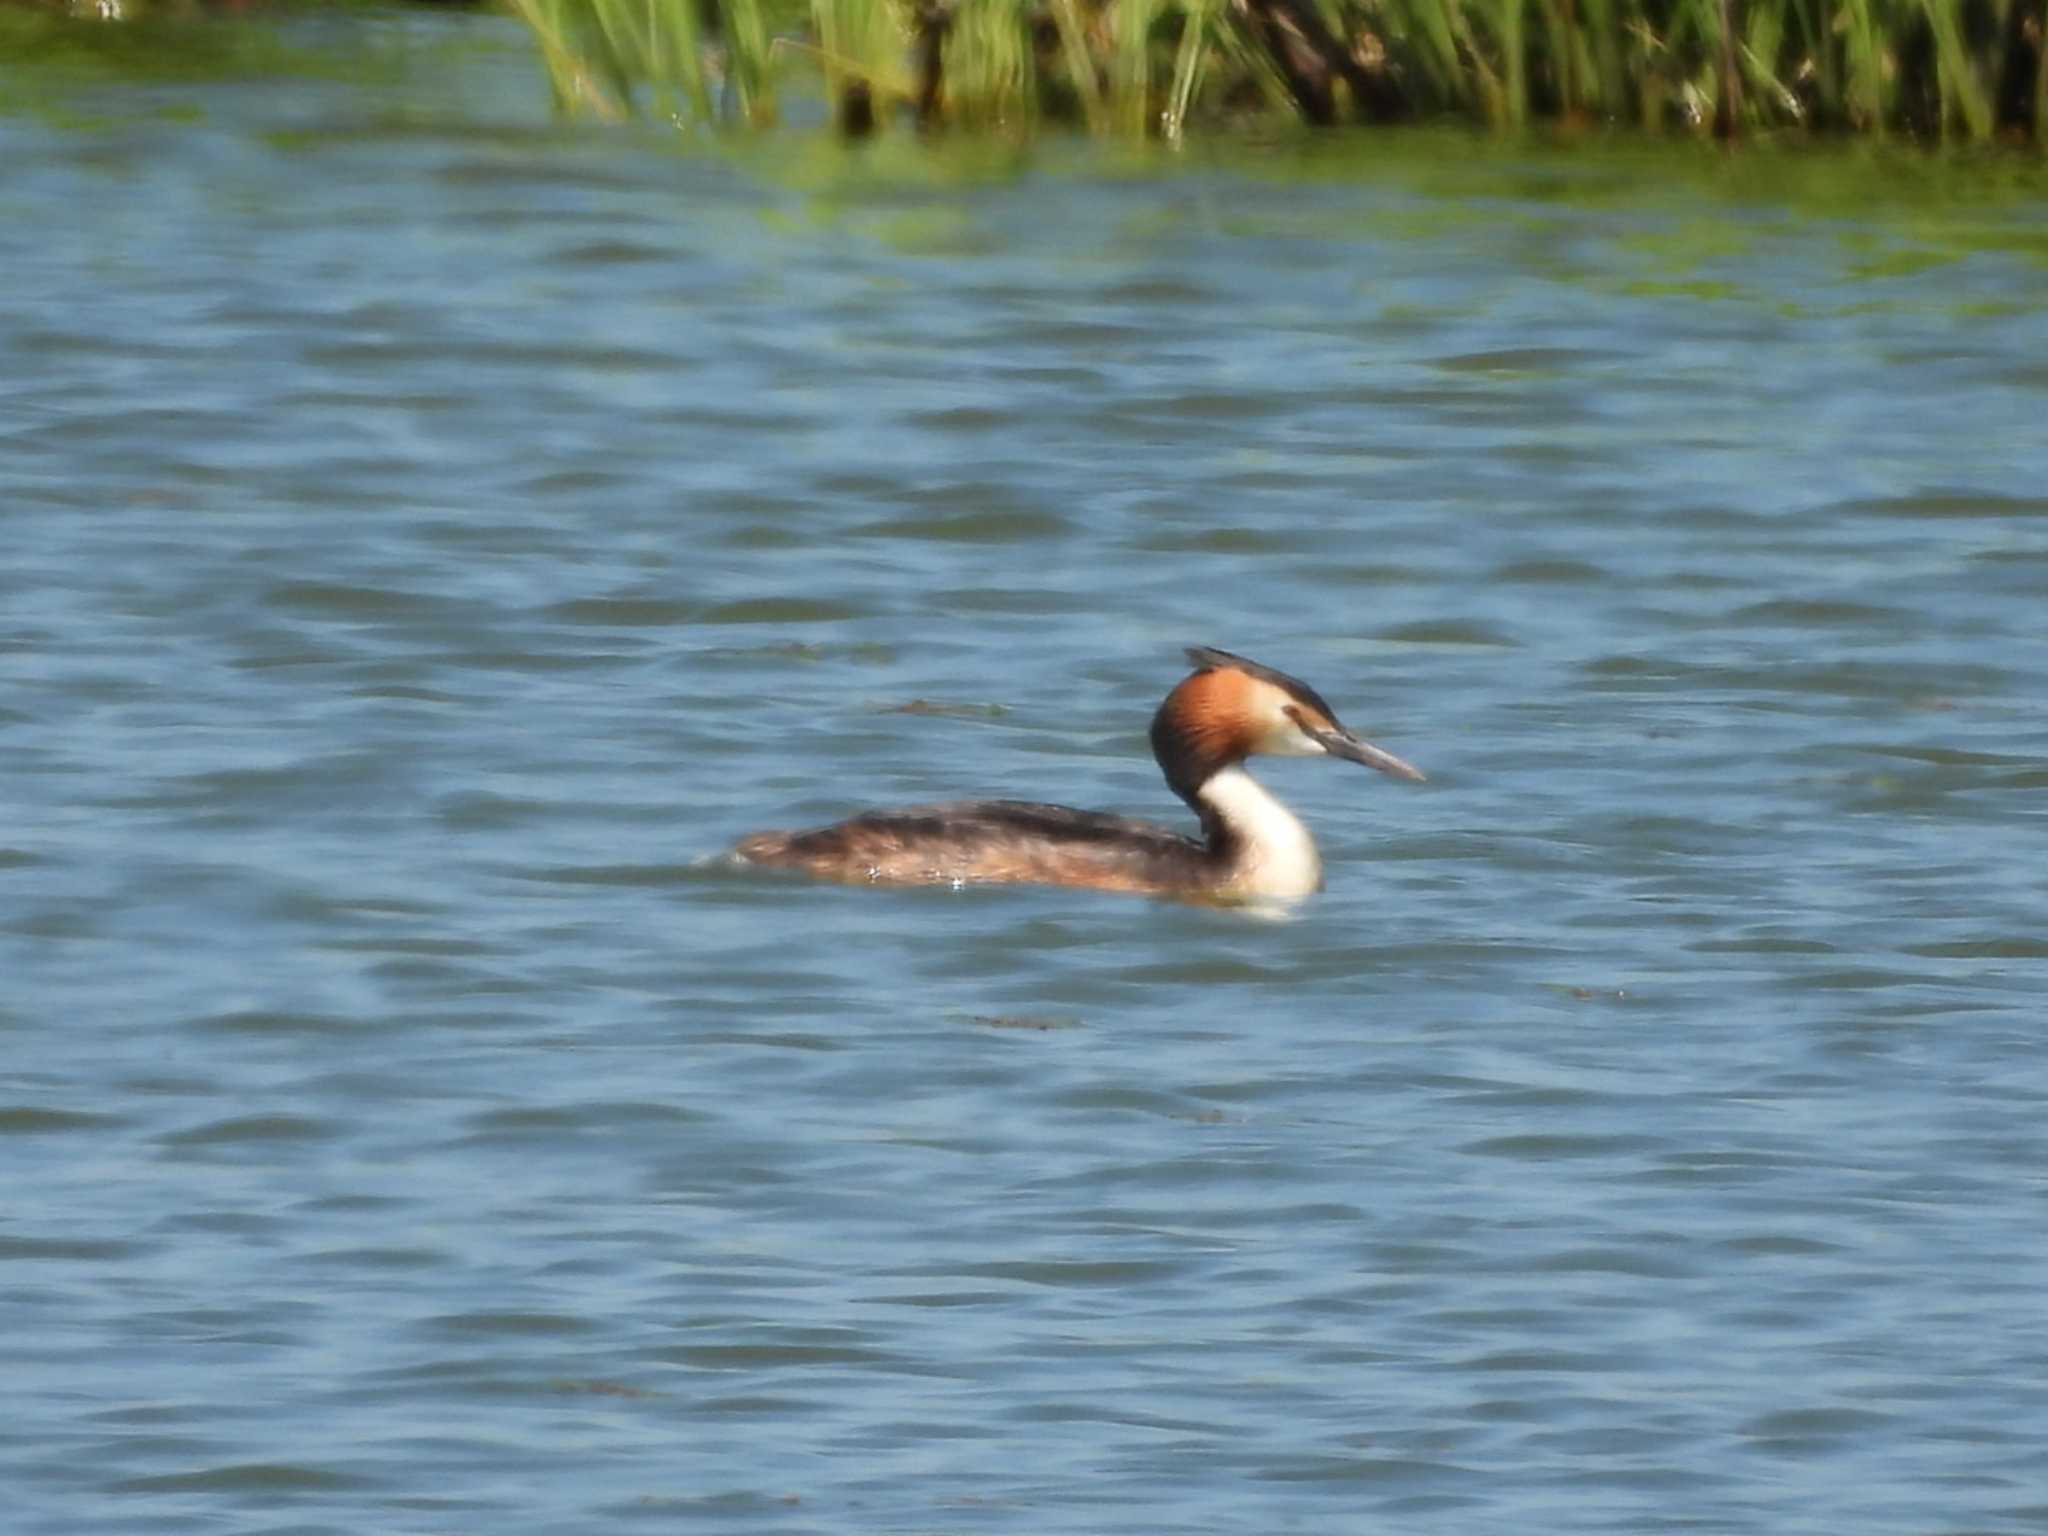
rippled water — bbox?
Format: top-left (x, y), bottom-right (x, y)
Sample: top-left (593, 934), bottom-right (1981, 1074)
top-left (6, 12), bottom-right (2048, 1534)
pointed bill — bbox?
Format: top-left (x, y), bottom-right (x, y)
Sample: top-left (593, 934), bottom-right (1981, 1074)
top-left (1315, 727), bottom-right (1426, 783)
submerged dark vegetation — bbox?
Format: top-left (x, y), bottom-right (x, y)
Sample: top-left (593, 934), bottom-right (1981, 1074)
top-left (512, 0), bottom-right (2046, 141)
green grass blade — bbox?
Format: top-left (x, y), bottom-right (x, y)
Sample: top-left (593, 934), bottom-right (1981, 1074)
top-left (1115, 0), bottom-right (1161, 137)
top-left (1049, 0), bottom-right (1108, 133)
top-left (1921, 0), bottom-right (1991, 138)
top-left (726, 0), bottom-right (777, 123)
top-left (504, 0), bottom-right (628, 119)
top-left (1164, 0), bottom-right (1210, 140)
top-left (1496, 0), bottom-right (1527, 126)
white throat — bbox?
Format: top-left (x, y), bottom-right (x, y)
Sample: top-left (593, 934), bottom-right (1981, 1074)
top-left (1195, 764), bottom-right (1323, 901)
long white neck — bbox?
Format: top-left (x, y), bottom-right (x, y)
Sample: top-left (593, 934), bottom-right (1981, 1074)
top-left (1195, 764), bottom-right (1323, 901)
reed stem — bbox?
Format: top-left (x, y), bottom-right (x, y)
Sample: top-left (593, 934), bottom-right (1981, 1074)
top-left (505, 0), bottom-right (2044, 142)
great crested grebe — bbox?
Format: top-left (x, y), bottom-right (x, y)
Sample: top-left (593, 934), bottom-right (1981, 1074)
top-left (732, 646), bottom-right (1425, 904)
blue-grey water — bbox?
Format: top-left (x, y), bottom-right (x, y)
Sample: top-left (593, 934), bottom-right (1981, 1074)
top-left (5, 12), bottom-right (2048, 1534)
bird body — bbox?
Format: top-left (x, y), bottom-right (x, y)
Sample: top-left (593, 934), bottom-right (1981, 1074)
top-left (733, 647), bottom-right (1423, 903)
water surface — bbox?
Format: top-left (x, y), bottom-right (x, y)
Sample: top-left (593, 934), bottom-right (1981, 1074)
top-left (5, 14), bottom-right (2048, 1534)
